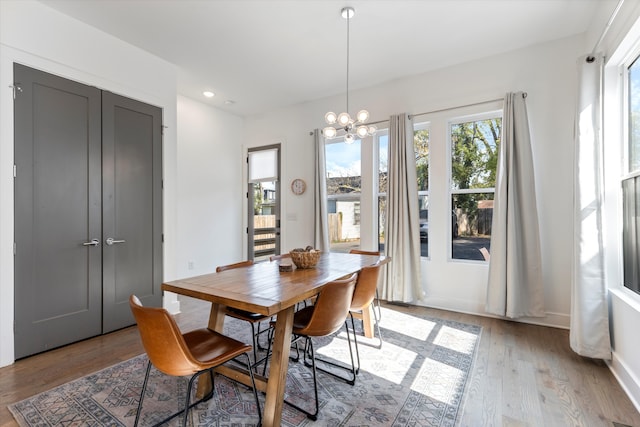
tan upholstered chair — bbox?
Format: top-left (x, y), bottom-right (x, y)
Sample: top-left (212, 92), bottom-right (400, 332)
top-left (129, 295), bottom-right (261, 427)
top-left (349, 249), bottom-right (383, 318)
top-left (216, 260), bottom-right (270, 365)
top-left (264, 273), bottom-right (358, 420)
top-left (348, 261), bottom-right (384, 373)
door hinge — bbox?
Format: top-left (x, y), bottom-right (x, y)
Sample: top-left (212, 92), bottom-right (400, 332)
top-left (161, 125), bottom-right (167, 135)
top-left (162, 234), bottom-right (164, 243)
top-left (10, 83), bottom-right (23, 99)
top-left (246, 227), bottom-right (248, 234)
top-left (13, 164), bottom-right (17, 178)
top-left (13, 242), bottom-right (16, 256)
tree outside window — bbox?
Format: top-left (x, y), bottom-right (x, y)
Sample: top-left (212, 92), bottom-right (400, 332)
top-left (450, 114), bottom-right (501, 260)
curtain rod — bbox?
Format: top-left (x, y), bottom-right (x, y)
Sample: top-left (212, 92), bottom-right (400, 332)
top-left (408, 94), bottom-right (525, 120)
top-left (587, 0), bottom-right (625, 63)
top-left (312, 94), bottom-right (528, 134)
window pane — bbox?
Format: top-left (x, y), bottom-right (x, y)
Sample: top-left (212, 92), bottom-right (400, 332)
top-left (378, 196), bottom-right (386, 252)
top-left (326, 139), bottom-right (361, 252)
top-left (451, 193), bottom-right (493, 260)
top-left (378, 134), bottom-right (388, 252)
top-left (419, 195), bottom-right (429, 257)
top-left (379, 134), bottom-right (388, 193)
top-left (414, 127), bottom-right (429, 191)
top-left (629, 58), bottom-right (640, 172)
top-left (622, 176), bottom-right (640, 294)
top-left (451, 118), bottom-right (501, 190)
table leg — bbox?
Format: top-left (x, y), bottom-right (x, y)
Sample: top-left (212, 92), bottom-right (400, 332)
top-left (362, 303), bottom-right (375, 338)
top-left (196, 302), bottom-right (227, 398)
top-left (262, 305), bottom-right (294, 427)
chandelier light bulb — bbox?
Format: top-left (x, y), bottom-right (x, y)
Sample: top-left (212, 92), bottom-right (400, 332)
top-left (325, 112), bottom-right (337, 124)
top-left (368, 125), bottom-right (378, 135)
top-left (356, 125), bottom-right (369, 138)
top-left (356, 110), bottom-right (369, 123)
top-left (323, 127), bottom-right (337, 139)
top-left (337, 112), bottom-right (351, 127)
top-left (344, 133), bottom-right (355, 144)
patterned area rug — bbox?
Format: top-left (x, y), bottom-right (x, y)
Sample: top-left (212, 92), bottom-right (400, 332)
top-left (8, 305), bottom-right (481, 427)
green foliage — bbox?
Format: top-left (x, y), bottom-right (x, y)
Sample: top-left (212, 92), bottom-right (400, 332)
top-left (451, 118), bottom-right (501, 235)
top-left (414, 129), bottom-right (429, 191)
top-left (451, 118), bottom-right (501, 190)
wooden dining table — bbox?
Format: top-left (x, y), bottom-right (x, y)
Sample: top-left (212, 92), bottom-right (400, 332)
top-left (161, 251), bottom-right (387, 427)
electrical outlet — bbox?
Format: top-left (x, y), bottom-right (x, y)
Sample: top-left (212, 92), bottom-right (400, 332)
top-left (188, 260), bottom-right (194, 270)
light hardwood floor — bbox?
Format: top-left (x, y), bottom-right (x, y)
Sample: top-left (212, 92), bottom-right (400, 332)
top-left (1, 297), bottom-right (638, 427)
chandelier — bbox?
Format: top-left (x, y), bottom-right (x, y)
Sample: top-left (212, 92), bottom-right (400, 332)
top-left (323, 7), bottom-right (376, 144)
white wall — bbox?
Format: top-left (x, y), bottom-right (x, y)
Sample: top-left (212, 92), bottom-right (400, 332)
top-left (0, 0), bottom-right (178, 367)
top-left (245, 34), bottom-right (585, 328)
top-left (175, 96), bottom-right (245, 278)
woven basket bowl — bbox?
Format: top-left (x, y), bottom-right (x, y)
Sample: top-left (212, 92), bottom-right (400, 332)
top-left (289, 250), bottom-right (321, 269)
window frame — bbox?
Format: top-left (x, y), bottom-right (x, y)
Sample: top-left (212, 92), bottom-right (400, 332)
top-left (621, 49), bottom-right (640, 295)
top-left (447, 109), bottom-right (502, 262)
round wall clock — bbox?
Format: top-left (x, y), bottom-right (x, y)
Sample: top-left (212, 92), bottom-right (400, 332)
top-left (291, 178), bottom-right (307, 195)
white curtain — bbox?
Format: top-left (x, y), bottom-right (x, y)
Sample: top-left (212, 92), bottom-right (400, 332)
top-left (485, 92), bottom-right (545, 318)
top-left (314, 129), bottom-right (330, 252)
top-left (570, 54), bottom-right (611, 359)
top-left (383, 114), bottom-right (422, 302)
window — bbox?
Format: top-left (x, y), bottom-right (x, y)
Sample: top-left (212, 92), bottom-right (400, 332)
top-left (325, 137), bottom-right (362, 252)
top-left (450, 113), bottom-right (501, 260)
top-left (623, 56), bottom-right (640, 294)
top-left (325, 130), bottom-right (388, 253)
top-left (414, 123), bottom-right (430, 257)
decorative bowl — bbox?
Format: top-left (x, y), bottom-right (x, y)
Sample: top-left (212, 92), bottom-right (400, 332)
top-left (289, 250), bottom-right (320, 269)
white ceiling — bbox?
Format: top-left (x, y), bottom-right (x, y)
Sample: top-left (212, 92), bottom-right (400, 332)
top-left (38, 0), bottom-right (605, 117)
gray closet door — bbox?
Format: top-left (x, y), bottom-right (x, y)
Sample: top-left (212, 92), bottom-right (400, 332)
top-left (14, 64), bottom-right (103, 358)
top-left (101, 92), bottom-right (163, 333)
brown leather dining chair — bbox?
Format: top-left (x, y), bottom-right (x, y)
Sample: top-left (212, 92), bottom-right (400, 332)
top-left (216, 260), bottom-right (270, 366)
top-left (263, 272), bottom-right (358, 420)
top-left (129, 295), bottom-right (261, 427)
top-left (311, 260), bottom-right (384, 385)
top-left (348, 260), bottom-right (384, 374)
top-left (349, 249), bottom-right (383, 319)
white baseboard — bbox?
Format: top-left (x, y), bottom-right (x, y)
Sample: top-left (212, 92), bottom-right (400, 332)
top-left (608, 351), bottom-right (640, 414)
top-left (415, 297), bottom-right (570, 329)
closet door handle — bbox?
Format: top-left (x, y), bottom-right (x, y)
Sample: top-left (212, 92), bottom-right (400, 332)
top-left (82, 238), bottom-right (100, 246)
top-left (105, 238), bottom-right (126, 246)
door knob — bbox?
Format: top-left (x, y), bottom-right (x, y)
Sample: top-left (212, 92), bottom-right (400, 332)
top-left (82, 238), bottom-right (100, 246)
top-left (105, 238), bottom-right (126, 246)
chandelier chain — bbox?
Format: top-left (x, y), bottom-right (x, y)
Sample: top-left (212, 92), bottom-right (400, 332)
top-left (346, 9), bottom-right (350, 116)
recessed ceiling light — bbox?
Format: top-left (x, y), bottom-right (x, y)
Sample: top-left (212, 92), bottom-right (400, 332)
top-left (203, 91), bottom-right (215, 98)
top-left (224, 100), bottom-right (236, 105)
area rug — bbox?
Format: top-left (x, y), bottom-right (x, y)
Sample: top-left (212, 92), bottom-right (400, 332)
top-left (8, 305), bottom-right (481, 427)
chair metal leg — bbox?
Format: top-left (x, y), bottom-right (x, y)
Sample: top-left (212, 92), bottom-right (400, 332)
top-left (349, 313), bottom-right (361, 373)
top-left (308, 321), bottom-right (357, 385)
top-left (283, 337), bottom-right (319, 420)
top-left (135, 364), bottom-right (215, 427)
top-left (242, 352), bottom-right (263, 427)
top-left (133, 360), bottom-right (152, 427)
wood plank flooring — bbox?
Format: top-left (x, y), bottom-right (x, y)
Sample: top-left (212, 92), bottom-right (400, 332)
top-left (0, 296), bottom-right (638, 427)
